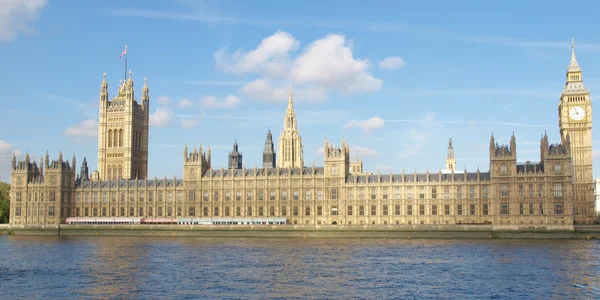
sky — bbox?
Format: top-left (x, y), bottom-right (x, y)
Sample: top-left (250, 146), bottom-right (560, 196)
top-left (1, 0), bottom-right (600, 182)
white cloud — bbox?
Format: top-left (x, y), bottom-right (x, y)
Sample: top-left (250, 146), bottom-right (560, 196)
top-left (241, 79), bottom-right (327, 103)
top-left (289, 34), bottom-right (382, 93)
top-left (150, 107), bottom-right (173, 127)
top-left (351, 146), bottom-right (379, 158)
top-left (200, 95), bottom-right (241, 109)
top-left (379, 56), bottom-right (405, 70)
top-left (64, 119), bottom-right (98, 137)
top-left (343, 117), bottom-right (384, 132)
top-left (0, 141), bottom-right (20, 182)
top-left (177, 98), bottom-right (195, 108)
top-left (156, 96), bottom-right (171, 105)
top-left (215, 30), bottom-right (299, 76)
top-left (0, 0), bottom-right (48, 42)
top-left (218, 31), bottom-right (382, 102)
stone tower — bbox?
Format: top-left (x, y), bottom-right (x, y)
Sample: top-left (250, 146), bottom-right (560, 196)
top-left (97, 71), bottom-right (150, 180)
top-left (278, 84), bottom-right (304, 168)
top-left (558, 38), bottom-right (594, 224)
top-left (323, 138), bottom-right (350, 178)
top-left (262, 129), bottom-right (276, 169)
top-left (446, 138), bottom-right (456, 172)
top-left (228, 140), bottom-right (243, 169)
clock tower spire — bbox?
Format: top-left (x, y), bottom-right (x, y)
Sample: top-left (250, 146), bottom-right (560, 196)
top-left (558, 38), bottom-right (594, 224)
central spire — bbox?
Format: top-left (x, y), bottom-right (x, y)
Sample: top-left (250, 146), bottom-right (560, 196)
top-left (278, 83), bottom-right (304, 168)
top-left (288, 83), bottom-right (294, 110)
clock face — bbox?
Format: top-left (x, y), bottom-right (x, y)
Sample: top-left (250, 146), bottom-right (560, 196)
top-left (569, 106), bottom-right (585, 121)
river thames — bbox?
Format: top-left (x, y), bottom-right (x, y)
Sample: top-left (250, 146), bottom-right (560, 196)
top-left (0, 236), bottom-right (598, 299)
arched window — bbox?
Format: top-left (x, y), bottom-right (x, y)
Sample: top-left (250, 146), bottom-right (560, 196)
top-left (113, 130), bottom-right (118, 148)
top-left (118, 164), bottom-right (123, 179)
top-left (107, 165), bottom-right (112, 180)
top-left (119, 129), bottom-right (124, 147)
top-left (113, 167), bottom-right (117, 180)
top-left (108, 130), bottom-right (113, 147)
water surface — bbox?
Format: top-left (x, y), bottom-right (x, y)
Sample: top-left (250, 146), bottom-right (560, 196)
top-left (0, 236), bottom-right (599, 299)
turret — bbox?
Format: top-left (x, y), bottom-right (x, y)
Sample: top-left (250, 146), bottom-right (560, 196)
top-left (262, 128), bottom-right (276, 168)
top-left (228, 139), bottom-right (243, 169)
top-left (80, 156), bottom-right (89, 181)
top-left (100, 72), bottom-right (108, 103)
top-left (446, 137), bottom-right (456, 171)
top-left (141, 77), bottom-right (149, 107)
top-left (11, 152), bottom-right (16, 170)
top-left (323, 138), bottom-right (350, 177)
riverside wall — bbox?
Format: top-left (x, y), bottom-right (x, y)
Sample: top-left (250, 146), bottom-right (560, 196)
top-left (2, 224), bottom-right (600, 239)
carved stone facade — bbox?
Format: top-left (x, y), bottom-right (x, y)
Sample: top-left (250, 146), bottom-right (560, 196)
top-left (8, 41), bottom-right (595, 227)
top-left (558, 39), bottom-right (595, 224)
top-left (97, 72), bottom-right (149, 181)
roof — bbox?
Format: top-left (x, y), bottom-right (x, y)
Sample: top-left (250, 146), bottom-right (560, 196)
top-left (346, 172), bottom-right (490, 183)
top-left (77, 178), bottom-right (184, 189)
top-left (202, 167), bottom-right (325, 177)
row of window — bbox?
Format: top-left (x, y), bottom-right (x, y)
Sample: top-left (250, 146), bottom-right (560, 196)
top-left (14, 202), bottom-right (566, 218)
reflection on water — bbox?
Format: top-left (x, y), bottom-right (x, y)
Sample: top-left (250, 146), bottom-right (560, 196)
top-left (0, 237), bottom-right (599, 299)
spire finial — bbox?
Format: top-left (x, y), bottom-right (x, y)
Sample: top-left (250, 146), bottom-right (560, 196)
top-left (288, 83), bottom-right (293, 109)
top-left (103, 72), bottom-right (107, 81)
top-left (144, 77), bottom-right (147, 86)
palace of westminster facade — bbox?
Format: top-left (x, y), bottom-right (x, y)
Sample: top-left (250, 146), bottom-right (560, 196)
top-left (8, 40), bottom-right (596, 227)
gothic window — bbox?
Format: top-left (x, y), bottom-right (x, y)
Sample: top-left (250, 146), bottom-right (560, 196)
top-left (553, 184), bottom-right (563, 197)
top-left (347, 205), bottom-right (353, 216)
top-left (500, 184), bottom-right (508, 197)
top-left (444, 204), bottom-right (450, 215)
top-left (483, 204), bottom-right (489, 215)
top-left (118, 165), bottom-right (123, 179)
top-left (119, 129), bottom-right (124, 147)
top-left (113, 130), bottom-right (118, 148)
top-left (332, 206), bottom-right (339, 216)
top-left (457, 204), bottom-right (463, 215)
top-left (431, 205), bottom-right (437, 215)
top-left (108, 130), bottom-right (113, 147)
top-left (554, 164), bottom-right (561, 173)
top-left (444, 186), bottom-right (450, 199)
top-left (107, 165), bottom-right (112, 180)
top-left (330, 188), bottom-right (338, 200)
top-left (554, 202), bottom-right (564, 215)
top-left (500, 203), bottom-right (509, 214)
top-left (500, 164), bottom-right (507, 175)
top-left (457, 186), bottom-right (463, 199)
top-left (469, 186), bottom-right (476, 199)
top-left (395, 187), bottom-right (402, 199)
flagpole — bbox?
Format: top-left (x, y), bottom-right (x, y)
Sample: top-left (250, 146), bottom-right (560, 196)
top-left (124, 45), bottom-right (128, 81)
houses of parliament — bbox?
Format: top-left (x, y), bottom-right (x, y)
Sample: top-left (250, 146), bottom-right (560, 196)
top-left (7, 40), bottom-right (596, 228)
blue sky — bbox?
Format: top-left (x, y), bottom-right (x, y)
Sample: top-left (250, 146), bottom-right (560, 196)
top-left (1, 0), bottom-right (600, 182)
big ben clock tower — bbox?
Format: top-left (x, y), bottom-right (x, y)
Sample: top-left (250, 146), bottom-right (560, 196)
top-left (559, 38), bottom-right (594, 224)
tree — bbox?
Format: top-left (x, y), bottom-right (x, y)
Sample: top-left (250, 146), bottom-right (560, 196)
top-left (0, 182), bottom-right (10, 224)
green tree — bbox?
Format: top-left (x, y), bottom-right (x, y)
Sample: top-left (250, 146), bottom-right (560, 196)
top-left (0, 182), bottom-right (10, 224)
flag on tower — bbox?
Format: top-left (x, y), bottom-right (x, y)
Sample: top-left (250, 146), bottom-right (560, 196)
top-left (118, 46), bottom-right (127, 58)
